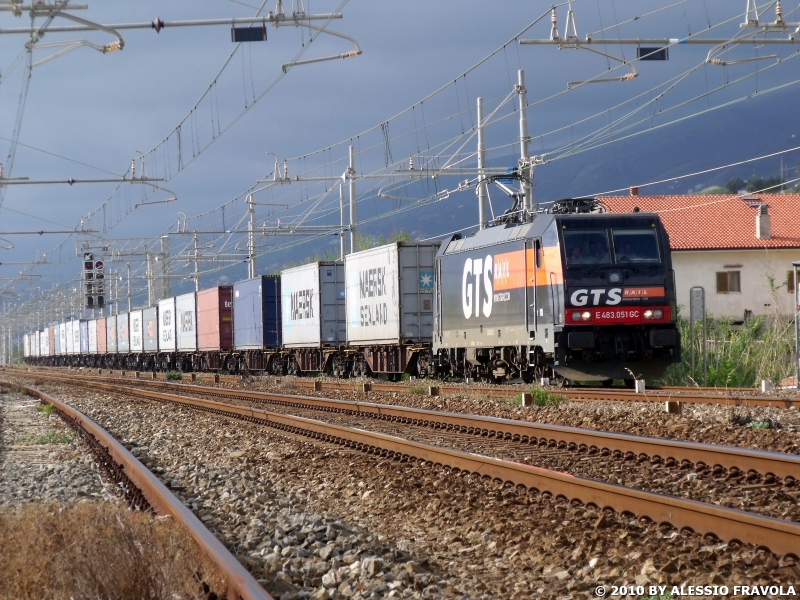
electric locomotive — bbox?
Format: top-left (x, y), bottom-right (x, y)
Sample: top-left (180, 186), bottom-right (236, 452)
top-left (433, 199), bottom-right (680, 384)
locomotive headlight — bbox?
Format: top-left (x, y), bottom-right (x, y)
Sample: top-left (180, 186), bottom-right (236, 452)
top-left (572, 311), bottom-right (582, 321)
top-left (608, 272), bottom-right (621, 284)
top-left (581, 311), bottom-right (591, 321)
top-left (653, 309), bottom-right (663, 319)
top-left (644, 309), bottom-right (654, 319)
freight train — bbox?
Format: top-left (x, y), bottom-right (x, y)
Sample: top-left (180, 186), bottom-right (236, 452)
top-left (22, 200), bottom-right (680, 384)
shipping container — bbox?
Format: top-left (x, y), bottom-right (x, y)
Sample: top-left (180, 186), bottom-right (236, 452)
top-left (107, 315), bottom-right (117, 353)
top-left (96, 318), bottom-right (107, 354)
top-left (23, 334), bottom-right (29, 358)
top-left (175, 293), bottom-right (198, 352)
top-left (143, 307), bottom-right (158, 352)
top-left (80, 321), bottom-right (89, 354)
top-left (281, 262), bottom-right (345, 348)
top-left (54, 324), bottom-right (62, 355)
top-left (158, 298), bottom-right (176, 352)
top-left (129, 310), bottom-right (143, 352)
top-left (233, 276), bottom-right (282, 349)
top-left (70, 320), bottom-right (81, 355)
top-left (345, 242), bottom-right (439, 345)
top-left (64, 322), bottom-right (74, 355)
top-left (88, 320), bottom-right (98, 354)
top-left (117, 312), bottom-right (130, 353)
top-left (197, 287), bottom-right (233, 351)
top-left (48, 326), bottom-right (55, 357)
top-left (42, 329), bottom-right (50, 357)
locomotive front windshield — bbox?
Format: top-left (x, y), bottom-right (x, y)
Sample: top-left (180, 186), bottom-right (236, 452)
top-left (563, 231), bottom-right (611, 266)
top-left (612, 229), bottom-right (660, 263)
top-left (563, 228), bottom-right (661, 266)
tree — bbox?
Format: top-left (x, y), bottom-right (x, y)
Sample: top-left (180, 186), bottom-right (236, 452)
top-left (746, 175), bottom-right (782, 193)
top-left (725, 177), bottom-right (745, 193)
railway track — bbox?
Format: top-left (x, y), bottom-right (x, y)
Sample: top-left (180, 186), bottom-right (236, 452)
top-left (14, 370), bottom-right (800, 560)
top-left (0, 380), bottom-right (272, 600)
top-left (14, 365), bottom-right (800, 409)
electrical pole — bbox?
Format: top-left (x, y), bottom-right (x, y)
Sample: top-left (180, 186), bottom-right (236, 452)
top-left (248, 196), bottom-right (256, 279)
top-left (193, 233), bottom-right (200, 291)
top-left (339, 183), bottom-right (347, 259)
top-left (126, 262), bottom-right (132, 312)
top-left (348, 145), bottom-right (357, 253)
top-left (518, 69), bottom-right (533, 216)
top-left (477, 96), bottom-right (488, 230)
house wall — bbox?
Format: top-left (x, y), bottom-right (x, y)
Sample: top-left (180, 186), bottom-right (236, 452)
top-left (673, 248), bottom-right (800, 319)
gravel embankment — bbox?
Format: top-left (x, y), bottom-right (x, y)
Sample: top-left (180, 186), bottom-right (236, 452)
top-left (19, 379), bottom-right (800, 600)
top-left (0, 388), bottom-right (111, 505)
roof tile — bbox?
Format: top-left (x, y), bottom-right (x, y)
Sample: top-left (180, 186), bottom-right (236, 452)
top-left (599, 194), bottom-right (800, 250)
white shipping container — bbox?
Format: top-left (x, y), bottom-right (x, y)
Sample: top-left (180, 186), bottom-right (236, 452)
top-left (23, 334), bottom-right (29, 358)
top-left (71, 320), bottom-right (81, 355)
top-left (36, 332), bottom-right (42, 357)
top-left (282, 262), bottom-right (345, 348)
top-left (65, 322), bottom-right (74, 355)
top-left (31, 333), bottom-right (38, 357)
top-left (175, 292), bottom-right (197, 351)
top-left (345, 242), bottom-right (438, 345)
top-left (88, 320), bottom-right (98, 354)
top-left (158, 297), bottom-right (177, 352)
top-left (129, 310), bottom-right (143, 352)
top-left (42, 329), bottom-right (50, 356)
top-left (59, 323), bottom-right (67, 355)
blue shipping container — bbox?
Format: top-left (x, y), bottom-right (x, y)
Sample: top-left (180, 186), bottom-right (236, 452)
top-left (233, 276), bottom-right (282, 349)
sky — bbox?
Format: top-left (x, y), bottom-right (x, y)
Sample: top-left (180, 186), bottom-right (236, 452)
top-left (2, 0), bottom-right (799, 325)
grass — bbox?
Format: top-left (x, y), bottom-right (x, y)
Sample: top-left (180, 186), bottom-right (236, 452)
top-left (21, 429), bottom-right (76, 445)
top-left (409, 385), bottom-right (426, 395)
top-left (656, 314), bottom-right (796, 388)
top-left (35, 403), bottom-right (54, 417)
top-left (165, 371), bottom-right (183, 381)
top-left (513, 388), bottom-right (566, 407)
top-left (727, 407), bottom-right (778, 430)
top-left (0, 502), bottom-right (225, 600)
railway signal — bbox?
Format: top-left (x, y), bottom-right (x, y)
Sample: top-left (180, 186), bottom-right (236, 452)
top-left (82, 253), bottom-right (105, 310)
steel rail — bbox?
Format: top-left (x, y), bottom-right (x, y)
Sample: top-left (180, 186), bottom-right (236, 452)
top-left (30, 371), bottom-right (800, 481)
top-left (14, 369), bottom-right (800, 481)
top-left (14, 365), bottom-right (800, 406)
top-left (26, 374), bottom-right (800, 559)
top-left (0, 380), bottom-right (273, 600)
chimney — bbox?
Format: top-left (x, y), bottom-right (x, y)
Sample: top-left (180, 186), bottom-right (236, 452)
top-left (756, 204), bottom-right (771, 239)
top-left (629, 186), bottom-right (639, 196)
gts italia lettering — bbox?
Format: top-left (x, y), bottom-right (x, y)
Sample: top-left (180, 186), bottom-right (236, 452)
top-left (462, 255), bottom-right (493, 319)
top-left (570, 288), bottom-right (622, 307)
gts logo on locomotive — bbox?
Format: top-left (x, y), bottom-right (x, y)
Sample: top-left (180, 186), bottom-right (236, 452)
top-left (569, 288), bottom-right (622, 307)
top-left (462, 255), bottom-right (494, 319)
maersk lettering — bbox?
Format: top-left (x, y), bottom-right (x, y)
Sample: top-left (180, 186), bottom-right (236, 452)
top-left (360, 268), bottom-right (386, 299)
top-left (360, 303), bottom-right (388, 326)
top-left (181, 312), bottom-right (194, 333)
top-left (290, 289), bottom-right (314, 321)
top-left (461, 255), bottom-right (494, 319)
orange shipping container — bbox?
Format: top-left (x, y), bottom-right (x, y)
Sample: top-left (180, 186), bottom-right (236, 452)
top-left (96, 317), bottom-right (107, 354)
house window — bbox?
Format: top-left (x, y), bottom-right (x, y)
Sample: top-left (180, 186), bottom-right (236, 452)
top-left (789, 270), bottom-right (797, 294)
top-left (716, 271), bottom-right (741, 294)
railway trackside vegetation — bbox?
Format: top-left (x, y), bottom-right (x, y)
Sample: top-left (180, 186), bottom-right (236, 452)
top-left (658, 315), bottom-right (796, 388)
top-left (165, 371), bottom-right (183, 381)
top-left (0, 503), bottom-right (225, 600)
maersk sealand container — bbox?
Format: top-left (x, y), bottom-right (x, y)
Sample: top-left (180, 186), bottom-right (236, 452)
top-left (233, 276), bottom-right (282, 349)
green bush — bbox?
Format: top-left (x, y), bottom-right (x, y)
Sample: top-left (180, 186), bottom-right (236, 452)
top-left (657, 315), bottom-right (795, 387)
top-left (165, 371), bottom-right (183, 381)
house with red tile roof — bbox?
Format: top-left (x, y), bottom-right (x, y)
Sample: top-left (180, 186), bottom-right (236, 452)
top-left (599, 193), bottom-right (800, 319)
